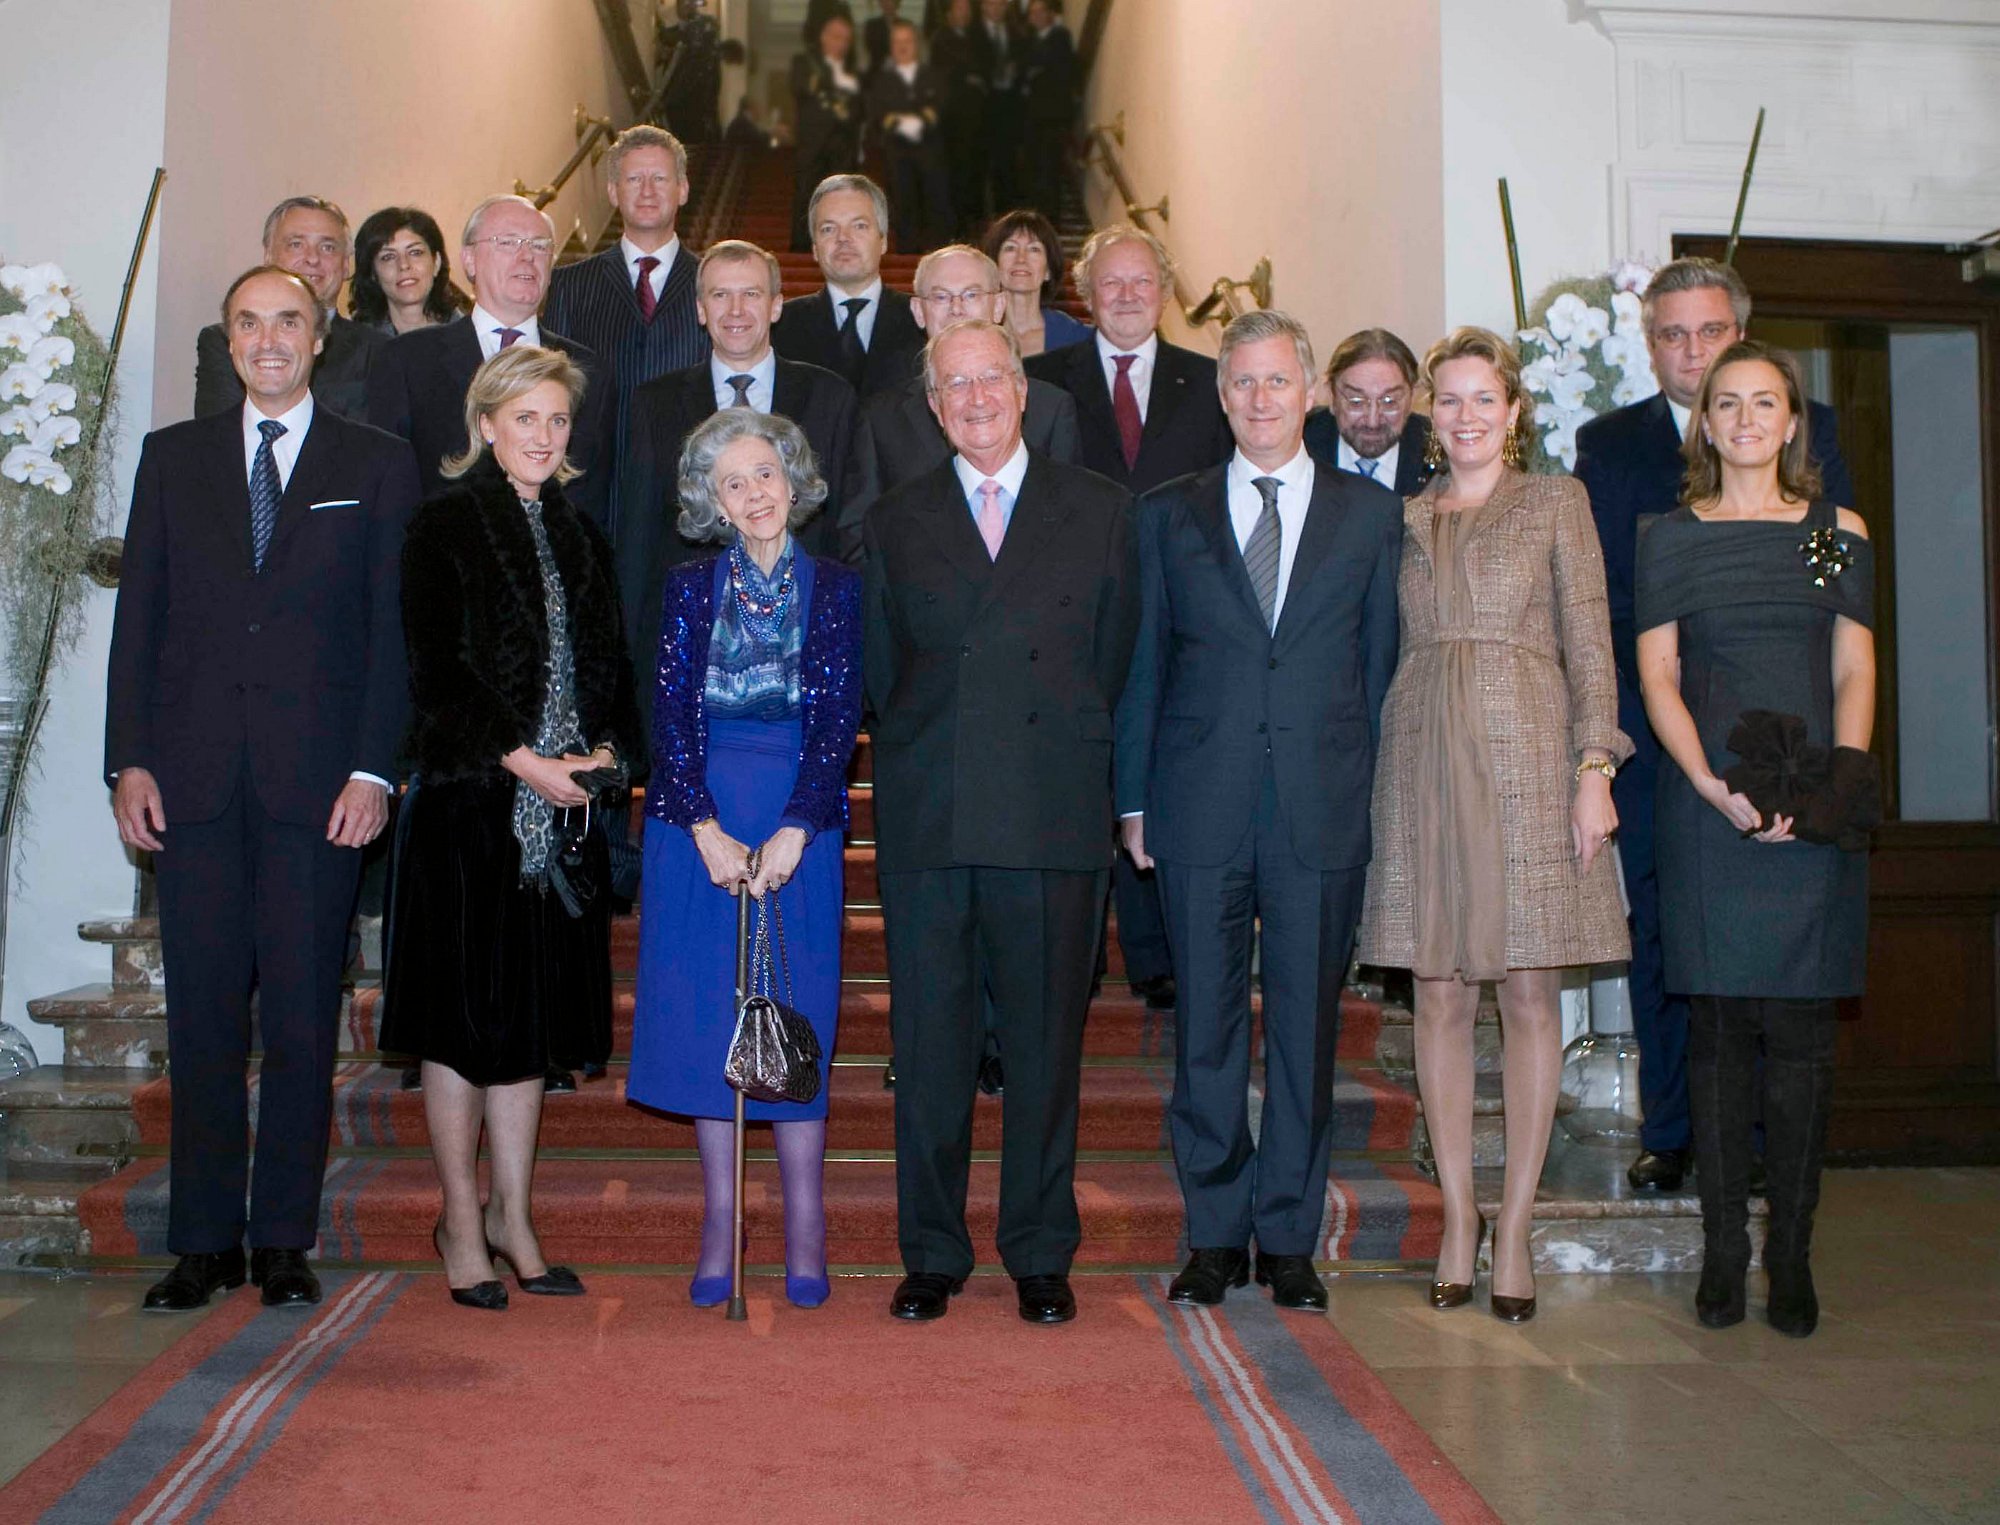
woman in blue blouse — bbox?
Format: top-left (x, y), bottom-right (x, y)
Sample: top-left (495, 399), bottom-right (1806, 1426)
top-left (626, 409), bottom-right (863, 1309)
top-left (984, 209), bottom-right (1091, 358)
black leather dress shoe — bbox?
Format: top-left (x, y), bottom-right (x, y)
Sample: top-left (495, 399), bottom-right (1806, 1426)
top-left (1254, 1252), bottom-right (1327, 1312)
top-left (1015, 1273), bottom-right (1076, 1324)
top-left (142, 1248), bottom-right (247, 1313)
top-left (978, 1054), bottom-right (1005, 1096)
top-left (1167, 1247), bottom-right (1249, 1306)
top-left (544, 1067), bottom-right (577, 1094)
top-left (1626, 1148), bottom-right (1688, 1192)
top-left (1132, 975), bottom-right (1177, 1011)
top-left (251, 1247), bottom-right (322, 1308)
top-left (890, 1271), bottom-right (965, 1321)
top-left (580, 1061), bottom-right (608, 1081)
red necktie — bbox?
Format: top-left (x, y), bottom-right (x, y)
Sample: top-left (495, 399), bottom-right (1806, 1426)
top-left (497, 327), bottom-right (522, 349)
top-left (635, 255), bottom-right (660, 321)
top-left (1112, 353), bottom-right (1142, 471)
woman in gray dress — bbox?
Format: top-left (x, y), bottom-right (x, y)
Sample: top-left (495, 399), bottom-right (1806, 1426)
top-left (1635, 341), bottom-right (1876, 1339)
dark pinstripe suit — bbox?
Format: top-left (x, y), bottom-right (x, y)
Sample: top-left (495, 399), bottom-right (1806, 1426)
top-left (544, 245), bottom-right (710, 543)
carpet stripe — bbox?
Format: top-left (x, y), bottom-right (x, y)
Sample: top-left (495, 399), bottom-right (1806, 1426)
top-left (1143, 1279), bottom-right (1290, 1525)
top-left (1219, 1299), bottom-right (1447, 1525)
top-left (129, 1272), bottom-right (400, 1524)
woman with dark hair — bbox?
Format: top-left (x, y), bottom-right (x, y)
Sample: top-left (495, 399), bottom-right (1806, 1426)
top-left (983, 208), bottom-right (1088, 357)
top-left (349, 207), bottom-right (468, 335)
top-left (626, 408), bottom-right (863, 1310)
top-left (1636, 340), bottom-right (1875, 1339)
top-left (382, 345), bottom-right (638, 1309)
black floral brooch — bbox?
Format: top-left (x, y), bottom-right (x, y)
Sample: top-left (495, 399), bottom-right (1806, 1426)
top-left (1798, 525), bottom-right (1854, 588)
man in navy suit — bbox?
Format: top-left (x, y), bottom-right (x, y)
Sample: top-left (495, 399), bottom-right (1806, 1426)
top-left (1116, 310), bottom-right (1400, 1313)
top-left (772, 174), bottom-right (925, 398)
top-left (1301, 327), bottom-right (1438, 498)
top-left (1574, 256), bottom-right (1854, 1193)
top-left (367, 194), bottom-right (614, 528)
top-left (108, 268), bottom-right (417, 1313)
top-left (544, 126), bottom-right (710, 543)
top-left (1027, 224), bottom-right (1234, 1016)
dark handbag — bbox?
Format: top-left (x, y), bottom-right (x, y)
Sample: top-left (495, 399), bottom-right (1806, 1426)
top-left (723, 875), bottom-right (824, 1105)
top-left (1722, 711), bottom-right (1879, 852)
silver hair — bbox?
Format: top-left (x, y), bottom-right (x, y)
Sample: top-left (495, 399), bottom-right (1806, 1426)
top-left (1216, 308), bottom-right (1315, 393)
top-left (806, 174), bottom-right (889, 242)
top-left (676, 409), bottom-right (829, 543)
top-left (698, 239), bottom-right (783, 295)
top-left (921, 318), bottom-right (1024, 394)
top-left (1641, 257), bottom-right (1752, 331)
top-left (261, 195), bottom-right (349, 249)
top-left (606, 123), bottom-right (689, 184)
top-left (913, 243), bottom-right (1000, 295)
top-left (1074, 222), bottom-right (1175, 293)
top-left (461, 194), bottom-right (556, 249)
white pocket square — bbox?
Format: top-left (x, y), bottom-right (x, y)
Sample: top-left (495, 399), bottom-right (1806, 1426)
top-left (309, 498), bottom-right (361, 511)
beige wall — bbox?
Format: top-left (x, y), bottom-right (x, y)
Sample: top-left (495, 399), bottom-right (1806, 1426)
top-left (150, 0), bottom-right (640, 423)
top-left (1082, 0), bottom-right (1445, 361)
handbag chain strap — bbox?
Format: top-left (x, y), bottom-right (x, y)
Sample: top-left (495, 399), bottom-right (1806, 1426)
top-left (750, 878), bottom-right (795, 1008)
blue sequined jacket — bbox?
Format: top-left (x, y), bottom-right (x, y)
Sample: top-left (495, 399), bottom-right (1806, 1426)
top-left (645, 550), bottom-right (863, 838)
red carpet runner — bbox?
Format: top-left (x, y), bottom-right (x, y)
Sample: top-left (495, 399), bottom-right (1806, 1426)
top-left (1, 1272), bottom-right (1500, 1525)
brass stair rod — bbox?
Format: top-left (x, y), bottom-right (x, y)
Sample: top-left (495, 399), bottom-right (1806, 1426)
top-left (513, 41), bottom-right (687, 215)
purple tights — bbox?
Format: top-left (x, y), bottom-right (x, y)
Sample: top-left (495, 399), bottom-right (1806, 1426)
top-left (692, 1117), bottom-right (827, 1280)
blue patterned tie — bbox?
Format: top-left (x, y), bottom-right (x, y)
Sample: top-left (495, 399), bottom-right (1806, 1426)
top-left (1357, 456), bottom-right (1380, 480)
top-left (250, 419), bottom-right (286, 571)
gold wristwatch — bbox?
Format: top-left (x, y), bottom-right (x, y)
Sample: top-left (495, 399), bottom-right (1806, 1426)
top-left (1575, 757), bottom-right (1618, 782)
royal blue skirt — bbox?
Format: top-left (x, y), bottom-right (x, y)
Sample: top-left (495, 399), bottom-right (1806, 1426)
top-left (627, 718), bottom-right (842, 1120)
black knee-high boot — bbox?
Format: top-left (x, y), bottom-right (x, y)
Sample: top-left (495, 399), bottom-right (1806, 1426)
top-left (1760, 998), bottom-right (1838, 1337)
top-left (1688, 995), bottom-right (1759, 1327)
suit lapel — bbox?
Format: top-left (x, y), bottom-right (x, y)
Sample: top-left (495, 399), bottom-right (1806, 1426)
top-left (1404, 485), bottom-right (1439, 572)
top-left (1140, 342), bottom-right (1193, 449)
top-left (263, 410), bottom-right (338, 567)
top-left (204, 411), bottom-right (255, 572)
top-left (771, 357), bottom-right (804, 419)
top-left (919, 461), bottom-right (998, 589)
top-left (984, 455), bottom-right (1065, 606)
top-left (596, 247), bottom-right (643, 320)
top-left (685, 363), bottom-right (719, 425)
top-left (1068, 342), bottom-right (1119, 444)
top-left (1272, 468), bottom-right (1344, 636)
top-left (444, 319), bottom-right (481, 397)
top-left (1191, 468), bottom-right (1267, 632)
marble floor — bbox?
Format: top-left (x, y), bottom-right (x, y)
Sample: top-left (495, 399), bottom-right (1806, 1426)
top-left (1, 1168), bottom-right (1996, 1523)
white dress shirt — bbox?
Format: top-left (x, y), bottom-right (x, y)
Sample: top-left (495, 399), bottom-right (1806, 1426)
top-left (953, 440), bottom-right (1030, 538)
top-left (710, 349), bottom-right (777, 413)
top-left (1667, 397), bottom-right (1693, 441)
top-left (1226, 445), bottom-right (1315, 627)
top-left (1336, 434), bottom-right (1401, 488)
top-left (470, 304), bottom-right (542, 360)
top-left (621, 235), bottom-right (681, 304)
top-left (827, 277), bottom-right (883, 350)
top-left (1095, 330), bottom-right (1158, 423)
top-left (240, 394), bottom-right (389, 792)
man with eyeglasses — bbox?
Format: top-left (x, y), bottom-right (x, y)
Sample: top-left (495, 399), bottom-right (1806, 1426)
top-left (1301, 328), bottom-right (1438, 497)
top-left (1028, 223), bottom-right (1231, 1016)
top-left (194, 197), bottom-right (384, 421)
top-left (367, 194), bottom-right (613, 529)
top-left (1574, 256), bottom-right (1854, 1196)
top-left (544, 126), bottom-right (709, 545)
top-left (863, 318), bottom-right (1138, 1327)
top-left (772, 174), bottom-right (925, 398)
top-left (838, 244), bottom-right (1079, 562)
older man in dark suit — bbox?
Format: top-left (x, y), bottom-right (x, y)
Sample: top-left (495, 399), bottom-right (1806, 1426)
top-left (193, 197), bottom-right (383, 421)
top-left (109, 267), bottom-right (417, 1313)
top-left (774, 175), bottom-right (926, 398)
top-left (1117, 310), bottom-right (1400, 1313)
top-left (1027, 223), bottom-right (1232, 1015)
top-left (366, 194), bottom-right (613, 527)
top-left (865, 318), bottom-right (1138, 1326)
top-left (1301, 327), bottom-right (1438, 496)
top-left (838, 244), bottom-right (1079, 561)
top-left (616, 239), bottom-right (859, 730)
top-left (1574, 255), bottom-right (1854, 1196)
top-left (544, 126), bottom-right (710, 543)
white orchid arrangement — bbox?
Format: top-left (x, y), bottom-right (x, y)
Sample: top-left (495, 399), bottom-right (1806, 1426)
top-left (1515, 261), bottom-right (1658, 472)
top-left (0, 259), bottom-right (114, 700)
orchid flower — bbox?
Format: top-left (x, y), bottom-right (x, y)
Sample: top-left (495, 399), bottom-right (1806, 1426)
top-left (0, 405), bottom-right (36, 438)
top-left (0, 314), bottom-right (40, 353)
top-left (27, 334), bottom-right (75, 376)
top-left (0, 364), bottom-right (43, 401)
top-left (0, 262), bottom-right (69, 300)
top-left (32, 414), bottom-right (82, 453)
top-left (25, 291), bottom-right (73, 329)
top-left (1612, 372), bottom-right (1660, 406)
top-left (25, 381), bottom-right (77, 420)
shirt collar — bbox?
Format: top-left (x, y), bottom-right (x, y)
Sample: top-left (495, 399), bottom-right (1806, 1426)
top-left (894, 60), bottom-right (918, 83)
top-left (242, 390), bottom-right (315, 449)
top-left (828, 277), bottom-right (884, 309)
top-left (1667, 396), bottom-right (1693, 439)
top-left (470, 303), bottom-right (540, 346)
top-left (1096, 329), bottom-right (1158, 369)
top-left (1336, 435), bottom-right (1398, 477)
top-left (953, 439), bottom-right (1031, 502)
top-left (621, 234), bottom-right (680, 276)
top-left (1228, 444), bottom-right (1312, 494)
top-left (711, 348), bottom-right (777, 390)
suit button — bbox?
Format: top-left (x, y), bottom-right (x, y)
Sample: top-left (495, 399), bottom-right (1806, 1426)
top-left (1029, 648), bottom-right (1039, 661)
top-left (248, 623), bottom-right (261, 634)
top-left (1027, 712), bottom-right (1038, 724)
top-left (234, 683), bottom-right (246, 694)
top-left (960, 643), bottom-right (971, 656)
top-left (1059, 594), bottom-right (1071, 606)
top-left (926, 593), bottom-right (937, 603)
top-left (1268, 658), bottom-right (1278, 670)
top-left (1257, 722), bottom-right (1268, 734)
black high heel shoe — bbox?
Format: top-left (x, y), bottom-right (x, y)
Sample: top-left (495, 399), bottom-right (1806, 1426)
top-left (1695, 1255), bottom-right (1748, 1329)
top-left (486, 1238), bottom-right (586, 1297)
top-left (433, 1219), bottom-right (507, 1311)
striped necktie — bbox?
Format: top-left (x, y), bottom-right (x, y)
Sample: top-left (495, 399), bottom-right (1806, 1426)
top-left (1242, 475), bottom-right (1282, 631)
top-left (249, 419), bottom-right (286, 572)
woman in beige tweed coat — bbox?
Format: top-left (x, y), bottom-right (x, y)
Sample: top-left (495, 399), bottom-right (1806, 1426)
top-left (1358, 328), bottom-right (1631, 1322)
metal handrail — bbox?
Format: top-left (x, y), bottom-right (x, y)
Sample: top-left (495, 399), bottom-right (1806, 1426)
top-left (1084, 116), bottom-right (1269, 331)
top-left (513, 41), bottom-right (686, 214)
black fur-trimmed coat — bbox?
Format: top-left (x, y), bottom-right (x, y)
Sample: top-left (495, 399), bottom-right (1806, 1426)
top-left (401, 455), bottom-right (640, 783)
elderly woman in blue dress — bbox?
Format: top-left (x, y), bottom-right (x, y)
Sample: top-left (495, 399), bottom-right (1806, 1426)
top-left (626, 409), bottom-right (863, 1309)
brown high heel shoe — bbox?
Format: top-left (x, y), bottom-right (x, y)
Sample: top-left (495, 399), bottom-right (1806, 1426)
top-left (1488, 1228), bottom-right (1536, 1323)
top-left (1429, 1213), bottom-right (1484, 1310)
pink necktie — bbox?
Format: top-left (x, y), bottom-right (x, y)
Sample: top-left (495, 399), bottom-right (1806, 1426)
top-left (976, 478), bottom-right (1006, 560)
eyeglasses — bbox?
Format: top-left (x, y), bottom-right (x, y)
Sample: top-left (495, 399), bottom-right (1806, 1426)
top-left (935, 367), bottom-right (1014, 397)
top-left (1336, 389), bottom-right (1410, 418)
top-left (474, 236), bottom-right (555, 257)
top-left (1652, 321), bottom-right (1735, 349)
top-left (921, 286), bottom-right (998, 312)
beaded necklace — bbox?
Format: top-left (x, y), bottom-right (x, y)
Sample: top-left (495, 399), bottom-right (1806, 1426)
top-left (729, 538), bottom-right (796, 644)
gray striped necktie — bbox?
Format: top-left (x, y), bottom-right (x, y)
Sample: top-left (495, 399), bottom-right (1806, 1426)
top-left (1243, 475), bottom-right (1283, 631)
top-left (250, 419), bottom-right (285, 571)
top-left (726, 373), bottom-right (754, 407)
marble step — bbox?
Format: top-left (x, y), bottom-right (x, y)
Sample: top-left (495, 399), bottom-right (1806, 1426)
top-left (0, 1065), bottom-right (143, 1169)
top-left (1413, 1073), bottom-right (1580, 1168)
top-left (1373, 1002), bottom-right (1504, 1075)
top-left (0, 1162), bottom-right (103, 1264)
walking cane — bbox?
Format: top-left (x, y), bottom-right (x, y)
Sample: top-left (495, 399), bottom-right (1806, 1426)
top-left (728, 871), bottom-right (753, 1321)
